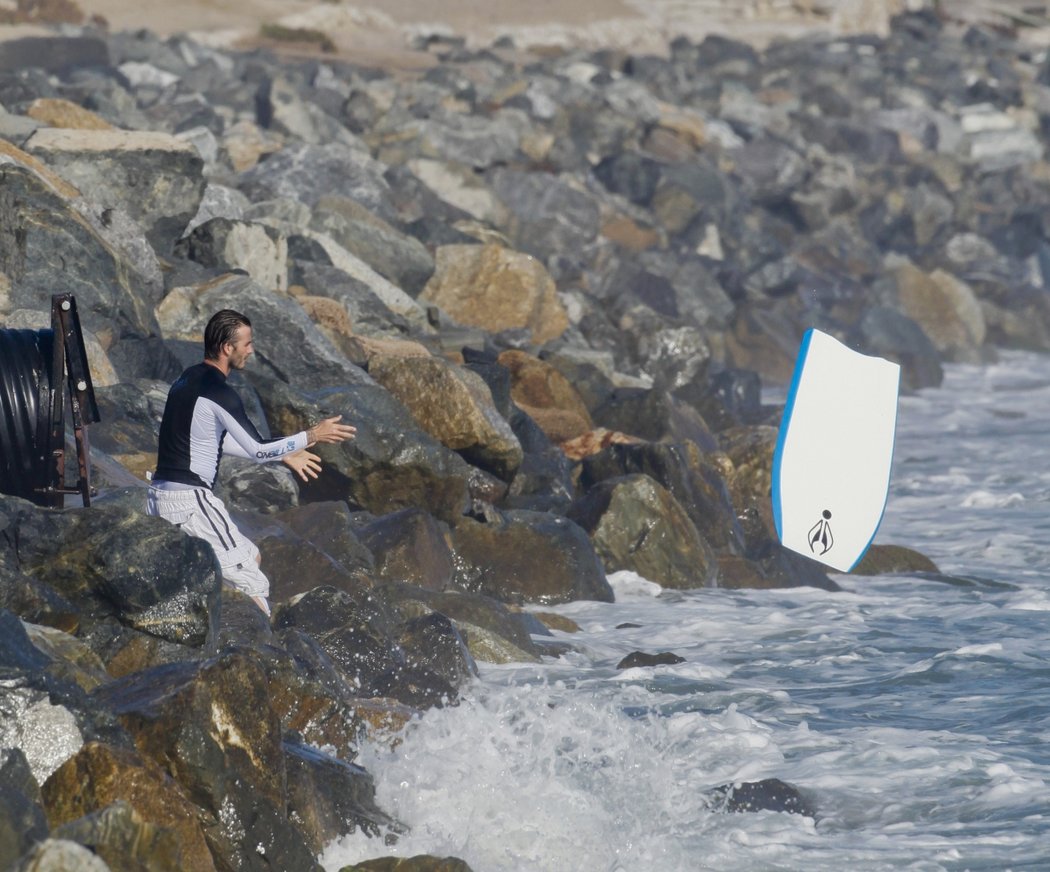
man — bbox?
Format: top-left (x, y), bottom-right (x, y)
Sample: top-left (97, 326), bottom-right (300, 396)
top-left (147, 309), bottom-right (355, 615)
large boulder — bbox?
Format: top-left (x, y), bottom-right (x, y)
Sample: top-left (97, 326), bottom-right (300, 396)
top-left (41, 743), bottom-right (215, 872)
top-left (93, 651), bottom-right (323, 872)
top-left (580, 442), bottom-right (744, 555)
top-left (237, 141), bottom-right (394, 217)
top-left (0, 139), bottom-right (159, 336)
top-left (309, 194), bottom-right (435, 295)
top-left (4, 497), bottom-right (220, 646)
top-left (449, 511), bottom-right (613, 605)
top-left (368, 354), bottom-right (523, 482)
top-left (23, 128), bottom-right (206, 253)
top-left (354, 509), bottom-right (454, 591)
top-left (497, 349), bottom-right (593, 443)
top-left (419, 244), bottom-right (569, 345)
top-left (256, 378), bottom-right (473, 523)
top-left (568, 474), bottom-right (719, 589)
top-left (176, 217), bottom-right (289, 292)
top-left (0, 748), bottom-right (49, 870)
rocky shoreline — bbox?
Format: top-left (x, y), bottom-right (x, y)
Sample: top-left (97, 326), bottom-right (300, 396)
top-left (3, 7), bottom-right (1050, 870)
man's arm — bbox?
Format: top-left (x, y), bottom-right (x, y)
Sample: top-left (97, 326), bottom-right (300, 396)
top-left (201, 395), bottom-right (309, 462)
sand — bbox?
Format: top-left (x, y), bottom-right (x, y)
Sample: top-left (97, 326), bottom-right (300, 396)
top-left (66, 0), bottom-right (847, 69)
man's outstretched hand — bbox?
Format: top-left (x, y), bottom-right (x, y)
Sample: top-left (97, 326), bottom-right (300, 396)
top-left (283, 449), bottom-right (323, 482)
top-left (306, 415), bottom-right (357, 446)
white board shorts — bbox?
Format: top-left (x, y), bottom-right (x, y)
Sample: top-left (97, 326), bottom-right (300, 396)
top-left (146, 485), bottom-right (270, 601)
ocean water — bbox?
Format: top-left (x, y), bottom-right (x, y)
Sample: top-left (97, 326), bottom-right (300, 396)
top-left (324, 351), bottom-right (1050, 872)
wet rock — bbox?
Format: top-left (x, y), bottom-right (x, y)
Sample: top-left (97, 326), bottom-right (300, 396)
top-left (399, 612), bottom-right (478, 691)
top-left (49, 801), bottom-right (187, 872)
top-left (23, 624), bottom-right (109, 693)
top-left (0, 610), bottom-right (87, 786)
top-left (420, 243), bottom-right (569, 345)
top-left (719, 424), bottom-right (778, 542)
top-left (850, 544), bottom-right (940, 576)
top-left (721, 507), bottom-right (840, 592)
top-left (450, 511), bottom-right (613, 605)
top-left (284, 739), bottom-right (397, 855)
top-left (272, 585), bottom-right (404, 698)
top-left (591, 387), bottom-right (718, 451)
top-left (569, 474), bottom-right (719, 589)
top-left (256, 378), bottom-right (472, 523)
top-left (213, 456), bottom-right (300, 515)
top-left (0, 749), bottom-right (49, 870)
top-left (339, 856), bottom-right (474, 872)
top-left (711, 778), bottom-right (816, 817)
top-left (581, 441), bottom-right (744, 555)
top-left (382, 583), bottom-right (543, 663)
top-left (41, 743), bottom-right (215, 872)
top-left (23, 128), bottom-right (205, 254)
top-left (354, 508), bottom-right (454, 591)
top-left (93, 650), bottom-right (323, 872)
top-left (616, 651), bottom-right (686, 669)
top-left (11, 501), bottom-right (220, 646)
top-left (0, 565), bottom-right (79, 634)
top-left (369, 354), bottom-right (523, 482)
top-left (275, 501), bottom-right (376, 577)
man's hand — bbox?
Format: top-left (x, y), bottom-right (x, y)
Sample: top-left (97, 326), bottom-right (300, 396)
top-left (306, 415), bottom-right (357, 446)
top-left (282, 449), bottom-right (323, 482)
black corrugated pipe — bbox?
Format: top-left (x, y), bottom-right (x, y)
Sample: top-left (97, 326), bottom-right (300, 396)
top-left (0, 327), bottom-right (54, 504)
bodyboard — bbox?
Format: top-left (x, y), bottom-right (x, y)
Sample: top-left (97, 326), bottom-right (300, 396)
top-left (772, 329), bottom-right (901, 572)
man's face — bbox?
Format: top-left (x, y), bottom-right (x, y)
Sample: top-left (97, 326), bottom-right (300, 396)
top-left (226, 325), bottom-right (254, 370)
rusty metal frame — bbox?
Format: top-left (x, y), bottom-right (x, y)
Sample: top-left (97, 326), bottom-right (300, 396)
top-left (39, 294), bottom-right (100, 508)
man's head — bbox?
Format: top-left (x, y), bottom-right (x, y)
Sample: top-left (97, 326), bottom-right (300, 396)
top-left (204, 309), bottom-right (253, 371)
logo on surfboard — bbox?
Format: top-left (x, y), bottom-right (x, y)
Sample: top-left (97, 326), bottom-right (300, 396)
top-left (808, 509), bottom-right (834, 556)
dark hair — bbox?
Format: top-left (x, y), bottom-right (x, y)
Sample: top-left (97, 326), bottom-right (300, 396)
top-left (204, 310), bottom-right (251, 360)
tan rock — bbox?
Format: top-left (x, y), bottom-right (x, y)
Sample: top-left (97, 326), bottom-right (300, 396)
top-left (342, 333), bottom-right (433, 367)
top-left (894, 262), bottom-right (986, 362)
top-left (600, 214), bottom-right (661, 252)
top-left (0, 137), bottom-right (81, 199)
top-left (420, 243), bottom-right (569, 344)
top-left (369, 354), bottom-right (523, 480)
top-left (26, 97), bottom-right (115, 131)
top-left (559, 428), bottom-right (643, 461)
top-left (221, 118), bottom-right (284, 173)
top-left (42, 742), bottom-right (216, 872)
top-left (497, 349), bottom-right (593, 425)
top-left (518, 403), bottom-right (591, 443)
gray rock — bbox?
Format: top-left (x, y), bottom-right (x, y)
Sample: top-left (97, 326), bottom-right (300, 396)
top-left (237, 141), bottom-right (393, 218)
top-left (23, 128), bottom-right (206, 254)
top-left (156, 272), bottom-right (367, 387)
top-left (569, 474), bottom-right (719, 589)
top-left (450, 510), bottom-right (613, 605)
top-left (310, 194), bottom-right (434, 295)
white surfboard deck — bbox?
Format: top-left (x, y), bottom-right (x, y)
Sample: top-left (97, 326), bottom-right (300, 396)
top-left (772, 329), bottom-right (901, 572)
